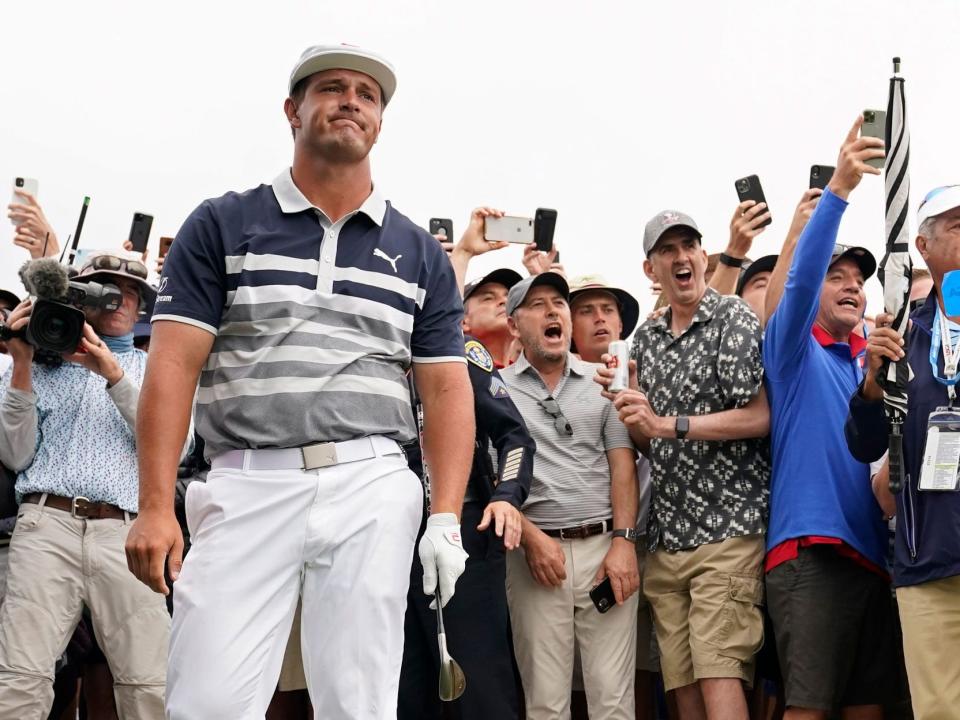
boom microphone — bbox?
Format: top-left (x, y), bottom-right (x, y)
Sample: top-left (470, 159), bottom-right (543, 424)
top-left (19, 258), bottom-right (71, 301)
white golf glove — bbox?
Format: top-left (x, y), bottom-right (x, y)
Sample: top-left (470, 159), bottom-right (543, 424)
top-left (419, 512), bottom-right (468, 608)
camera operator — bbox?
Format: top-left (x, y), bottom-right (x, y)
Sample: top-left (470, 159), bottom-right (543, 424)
top-left (0, 251), bottom-right (169, 720)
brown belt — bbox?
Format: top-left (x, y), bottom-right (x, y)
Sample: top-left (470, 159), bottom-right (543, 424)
top-left (542, 518), bottom-right (613, 540)
top-left (22, 493), bottom-right (132, 520)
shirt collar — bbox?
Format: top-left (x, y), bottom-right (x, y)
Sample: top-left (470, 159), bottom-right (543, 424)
top-left (811, 324), bottom-right (868, 358)
top-left (652, 288), bottom-right (720, 334)
top-left (511, 350), bottom-right (584, 378)
top-left (271, 168), bottom-right (386, 226)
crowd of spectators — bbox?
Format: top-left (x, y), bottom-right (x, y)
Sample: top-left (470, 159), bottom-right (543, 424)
top-left (0, 42), bottom-right (958, 720)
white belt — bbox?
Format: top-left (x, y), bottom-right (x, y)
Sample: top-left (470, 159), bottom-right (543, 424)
top-left (211, 436), bottom-right (403, 472)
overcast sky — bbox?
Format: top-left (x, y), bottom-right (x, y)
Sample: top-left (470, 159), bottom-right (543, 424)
top-left (3, 0), bottom-right (958, 317)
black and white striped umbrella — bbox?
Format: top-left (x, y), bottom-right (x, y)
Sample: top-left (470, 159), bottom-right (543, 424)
top-left (876, 56), bottom-right (913, 493)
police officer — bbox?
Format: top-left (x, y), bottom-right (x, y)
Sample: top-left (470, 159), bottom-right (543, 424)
top-left (399, 268), bottom-right (535, 720)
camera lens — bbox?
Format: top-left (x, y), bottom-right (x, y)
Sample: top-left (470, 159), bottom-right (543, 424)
top-left (737, 179), bottom-right (750, 193)
top-left (812, 166), bottom-right (820, 178)
top-left (864, 111), bottom-right (875, 123)
top-left (15, 178), bottom-right (23, 187)
top-left (27, 300), bottom-right (85, 354)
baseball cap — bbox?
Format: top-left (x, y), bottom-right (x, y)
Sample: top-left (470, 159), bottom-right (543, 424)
top-left (830, 243), bottom-right (877, 281)
top-left (506, 272), bottom-right (570, 316)
top-left (917, 185), bottom-right (960, 227)
top-left (568, 274), bottom-right (640, 339)
top-left (0, 289), bottom-right (21, 310)
top-left (289, 44), bottom-right (397, 106)
top-left (736, 255), bottom-right (778, 296)
top-left (73, 251), bottom-right (157, 307)
top-left (463, 268), bottom-right (524, 302)
top-left (643, 211), bottom-right (702, 256)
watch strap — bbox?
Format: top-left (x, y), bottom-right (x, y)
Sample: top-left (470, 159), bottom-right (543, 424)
top-left (675, 415), bottom-right (690, 440)
top-left (719, 252), bottom-right (745, 268)
top-left (612, 528), bottom-right (638, 543)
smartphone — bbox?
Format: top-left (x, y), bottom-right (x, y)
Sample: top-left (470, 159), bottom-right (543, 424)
top-left (809, 164), bottom-right (835, 190)
top-left (484, 215), bottom-right (534, 244)
top-left (553, 250), bottom-right (561, 263)
top-left (534, 207), bottom-right (558, 252)
top-left (10, 177), bottom-right (39, 225)
top-left (158, 236), bottom-right (174, 258)
top-left (589, 576), bottom-right (616, 614)
top-left (128, 212), bottom-right (154, 254)
top-left (734, 175), bottom-right (772, 228)
top-left (429, 217), bottom-right (453, 242)
top-left (861, 109), bottom-right (887, 170)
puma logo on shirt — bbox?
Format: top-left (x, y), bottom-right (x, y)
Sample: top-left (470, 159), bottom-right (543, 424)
top-left (373, 248), bottom-right (402, 273)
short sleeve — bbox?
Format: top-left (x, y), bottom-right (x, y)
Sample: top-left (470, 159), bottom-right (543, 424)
top-left (717, 297), bottom-right (764, 408)
top-left (602, 396), bottom-right (634, 451)
top-left (411, 236), bottom-right (465, 363)
top-left (151, 201), bottom-right (227, 336)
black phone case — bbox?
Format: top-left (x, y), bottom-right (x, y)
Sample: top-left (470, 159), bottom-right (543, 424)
top-left (734, 175), bottom-right (772, 228)
top-left (809, 165), bottom-right (835, 191)
top-left (589, 577), bottom-right (616, 614)
top-left (129, 213), bottom-right (154, 253)
top-left (429, 218), bottom-right (453, 241)
top-left (534, 208), bottom-right (558, 252)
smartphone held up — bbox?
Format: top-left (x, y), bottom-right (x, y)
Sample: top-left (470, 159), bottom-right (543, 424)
top-left (734, 175), bottom-right (772, 228)
top-left (860, 109), bottom-right (887, 169)
top-left (9, 177), bottom-right (39, 225)
top-left (482, 207), bottom-right (558, 252)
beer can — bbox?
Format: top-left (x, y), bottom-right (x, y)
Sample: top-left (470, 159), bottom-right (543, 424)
top-left (608, 340), bottom-right (629, 393)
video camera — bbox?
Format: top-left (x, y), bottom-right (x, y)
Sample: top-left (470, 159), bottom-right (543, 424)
top-left (0, 258), bottom-right (121, 363)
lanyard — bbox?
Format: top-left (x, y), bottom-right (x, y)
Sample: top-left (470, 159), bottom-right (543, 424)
top-left (930, 306), bottom-right (960, 402)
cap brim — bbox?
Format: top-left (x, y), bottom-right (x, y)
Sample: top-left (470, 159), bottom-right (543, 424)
top-left (290, 50), bottom-right (396, 105)
top-left (830, 247), bottom-right (877, 281)
top-left (569, 285), bottom-right (640, 339)
top-left (646, 224), bottom-right (702, 257)
top-left (736, 254), bottom-right (778, 296)
top-left (464, 269), bottom-right (524, 301)
top-left (0, 289), bottom-right (22, 308)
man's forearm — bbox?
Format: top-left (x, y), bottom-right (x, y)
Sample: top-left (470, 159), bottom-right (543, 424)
top-left (136, 357), bottom-right (198, 514)
top-left (763, 231), bottom-right (800, 326)
top-left (107, 374), bottom-right (140, 430)
top-left (608, 448), bottom-right (639, 531)
top-left (448, 248), bottom-right (471, 297)
top-left (419, 365), bottom-right (474, 517)
top-left (708, 262), bottom-right (741, 297)
top-left (658, 390), bottom-right (769, 441)
top-left (0, 388), bottom-right (38, 471)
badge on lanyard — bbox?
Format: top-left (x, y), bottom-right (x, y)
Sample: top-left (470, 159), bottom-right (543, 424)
top-left (919, 408), bottom-right (960, 492)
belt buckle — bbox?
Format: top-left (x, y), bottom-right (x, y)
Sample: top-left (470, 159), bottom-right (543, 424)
top-left (560, 526), bottom-right (584, 541)
top-left (301, 442), bottom-right (338, 470)
top-left (71, 496), bottom-right (91, 519)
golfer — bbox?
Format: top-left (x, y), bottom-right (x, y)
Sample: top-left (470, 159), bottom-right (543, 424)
top-left (125, 44), bottom-right (474, 719)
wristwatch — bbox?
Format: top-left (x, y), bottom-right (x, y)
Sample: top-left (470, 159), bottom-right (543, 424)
top-left (612, 528), bottom-right (638, 543)
top-left (675, 416), bottom-right (690, 440)
top-left (718, 252), bottom-right (744, 268)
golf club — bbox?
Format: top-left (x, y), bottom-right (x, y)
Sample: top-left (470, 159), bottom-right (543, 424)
top-left (435, 588), bottom-right (466, 701)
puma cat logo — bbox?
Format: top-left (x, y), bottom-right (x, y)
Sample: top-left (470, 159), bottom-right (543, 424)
top-left (373, 248), bottom-right (402, 273)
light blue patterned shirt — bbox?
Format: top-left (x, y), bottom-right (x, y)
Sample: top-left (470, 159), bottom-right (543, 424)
top-left (0, 349), bottom-right (147, 512)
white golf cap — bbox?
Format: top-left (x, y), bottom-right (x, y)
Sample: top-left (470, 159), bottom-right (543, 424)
top-left (289, 44), bottom-right (397, 106)
top-left (918, 185), bottom-right (960, 227)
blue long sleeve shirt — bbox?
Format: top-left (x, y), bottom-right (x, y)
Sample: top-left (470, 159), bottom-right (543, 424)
top-left (763, 188), bottom-right (887, 569)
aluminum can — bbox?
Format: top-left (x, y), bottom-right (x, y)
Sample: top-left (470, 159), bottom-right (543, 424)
top-left (608, 340), bottom-right (629, 393)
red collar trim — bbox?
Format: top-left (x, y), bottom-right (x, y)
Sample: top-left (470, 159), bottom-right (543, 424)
top-left (811, 324), bottom-right (867, 358)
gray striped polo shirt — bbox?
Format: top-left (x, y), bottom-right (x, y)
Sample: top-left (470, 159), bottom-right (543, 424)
top-left (500, 352), bottom-right (633, 529)
top-left (152, 169), bottom-right (465, 458)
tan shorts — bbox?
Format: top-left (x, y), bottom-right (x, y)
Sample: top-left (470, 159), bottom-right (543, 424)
top-left (644, 534), bottom-right (764, 691)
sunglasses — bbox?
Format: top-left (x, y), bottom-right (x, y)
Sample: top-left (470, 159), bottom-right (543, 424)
top-left (538, 396), bottom-right (573, 436)
top-left (919, 184), bottom-right (960, 210)
top-left (87, 255), bottom-right (148, 280)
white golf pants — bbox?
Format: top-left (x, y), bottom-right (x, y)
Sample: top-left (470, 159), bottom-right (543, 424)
top-left (165, 440), bottom-right (423, 719)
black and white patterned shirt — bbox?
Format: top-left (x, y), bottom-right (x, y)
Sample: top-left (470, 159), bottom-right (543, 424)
top-left (631, 288), bottom-right (769, 552)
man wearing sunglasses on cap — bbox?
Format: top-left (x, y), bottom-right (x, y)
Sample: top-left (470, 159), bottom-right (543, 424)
top-left (0, 251), bottom-right (169, 719)
top-left (500, 271), bottom-right (640, 720)
top-left (847, 183), bottom-right (960, 718)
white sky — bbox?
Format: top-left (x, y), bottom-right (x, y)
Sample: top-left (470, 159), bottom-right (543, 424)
top-left (2, 0), bottom-right (958, 317)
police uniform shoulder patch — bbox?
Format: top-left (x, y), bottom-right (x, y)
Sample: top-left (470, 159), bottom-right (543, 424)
top-left (465, 340), bottom-right (494, 372)
top-left (489, 376), bottom-right (510, 398)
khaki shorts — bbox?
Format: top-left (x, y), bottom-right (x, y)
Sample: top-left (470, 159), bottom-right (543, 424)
top-left (644, 534), bottom-right (764, 691)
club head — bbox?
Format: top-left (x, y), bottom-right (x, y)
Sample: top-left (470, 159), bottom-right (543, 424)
top-left (438, 633), bottom-right (466, 701)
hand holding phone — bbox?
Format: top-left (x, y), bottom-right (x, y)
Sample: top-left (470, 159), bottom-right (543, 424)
top-left (734, 175), bottom-right (772, 228)
top-left (589, 576), bottom-right (616, 614)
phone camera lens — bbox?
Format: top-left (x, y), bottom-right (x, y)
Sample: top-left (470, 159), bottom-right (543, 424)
top-left (737, 179), bottom-right (750, 193)
top-left (864, 111), bottom-right (875, 123)
top-left (15, 178), bottom-right (23, 188)
top-left (599, 599), bottom-right (609, 610)
top-left (812, 167), bottom-right (820, 178)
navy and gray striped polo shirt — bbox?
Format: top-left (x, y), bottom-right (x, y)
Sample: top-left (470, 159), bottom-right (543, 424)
top-left (153, 169), bottom-right (465, 458)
